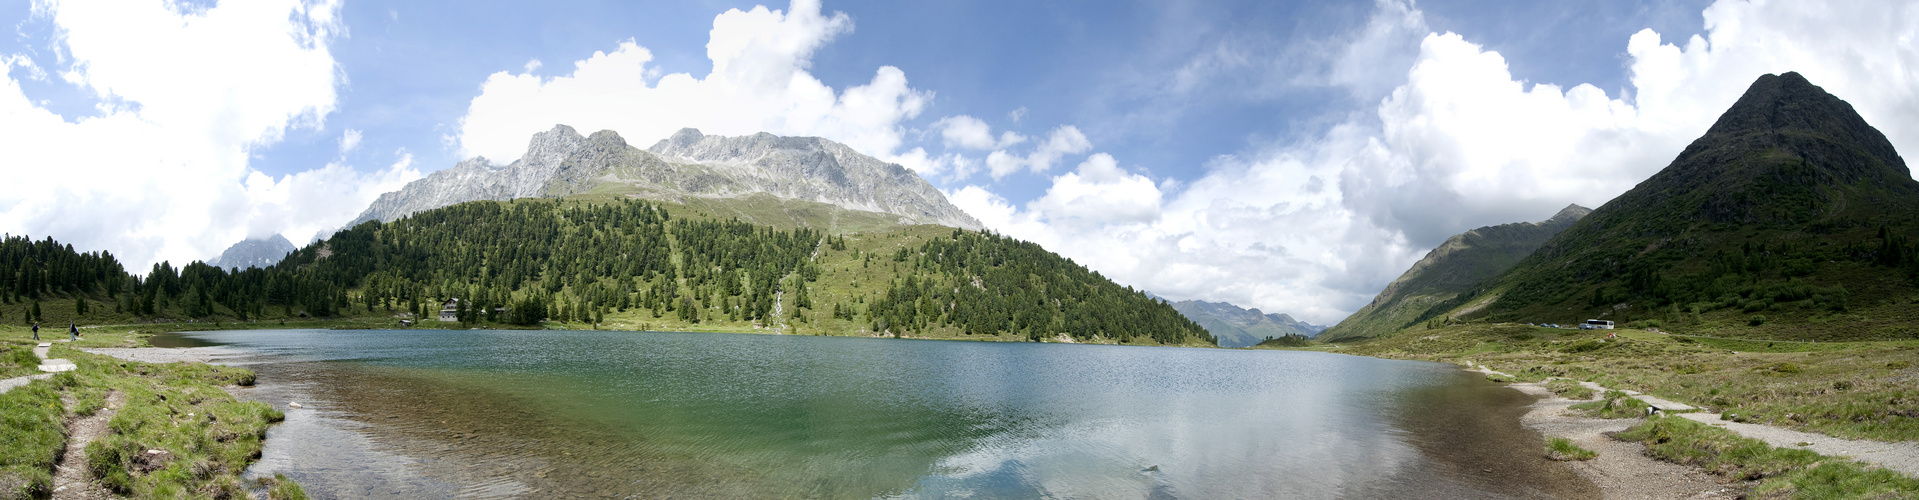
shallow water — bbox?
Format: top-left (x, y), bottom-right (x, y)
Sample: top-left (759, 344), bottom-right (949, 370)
top-left (154, 329), bottom-right (1594, 499)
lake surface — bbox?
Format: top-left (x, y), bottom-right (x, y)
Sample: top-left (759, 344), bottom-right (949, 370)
top-left (153, 329), bottom-right (1594, 499)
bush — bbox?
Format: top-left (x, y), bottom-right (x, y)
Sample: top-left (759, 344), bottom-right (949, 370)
top-left (1748, 315), bottom-right (1768, 326)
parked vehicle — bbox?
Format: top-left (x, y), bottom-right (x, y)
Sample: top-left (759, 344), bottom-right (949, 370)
top-left (1579, 319), bottom-right (1614, 330)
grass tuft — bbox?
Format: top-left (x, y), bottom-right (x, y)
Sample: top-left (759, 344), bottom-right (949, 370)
top-left (1618, 415), bottom-right (1919, 497)
top-left (1570, 390), bottom-right (1650, 419)
top-left (1545, 437), bottom-right (1596, 461)
top-left (1545, 379), bottom-right (1595, 400)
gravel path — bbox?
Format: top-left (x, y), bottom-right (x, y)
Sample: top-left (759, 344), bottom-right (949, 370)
top-left (80, 346), bottom-right (252, 365)
top-left (1465, 363), bottom-right (1919, 484)
top-left (1678, 413), bottom-right (1919, 477)
top-left (0, 373), bottom-right (54, 393)
top-left (1508, 382), bottom-right (1744, 499)
top-left (1461, 364), bottom-right (1745, 499)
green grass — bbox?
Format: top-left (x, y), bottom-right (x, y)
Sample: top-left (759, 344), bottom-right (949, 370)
top-left (1618, 415), bottom-right (1919, 498)
top-left (264, 473), bottom-right (309, 500)
top-left (1346, 323), bottom-right (1919, 443)
top-left (0, 343), bottom-right (38, 379)
top-left (0, 377), bottom-right (67, 499)
top-left (0, 341), bottom-right (297, 499)
top-left (1569, 390), bottom-right (1650, 419)
top-left (1545, 379), bottom-right (1595, 400)
top-left (1544, 437), bottom-right (1596, 461)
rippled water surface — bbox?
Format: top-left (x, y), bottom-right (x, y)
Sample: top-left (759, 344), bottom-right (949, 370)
top-left (154, 329), bottom-right (1593, 499)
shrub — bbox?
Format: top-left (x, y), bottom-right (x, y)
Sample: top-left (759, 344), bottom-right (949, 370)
top-left (1748, 315), bottom-right (1768, 326)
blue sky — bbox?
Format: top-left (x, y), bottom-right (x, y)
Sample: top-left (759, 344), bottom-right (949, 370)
top-left (3, 0), bottom-right (1915, 323)
top-left (233, 0), bottom-right (1711, 195)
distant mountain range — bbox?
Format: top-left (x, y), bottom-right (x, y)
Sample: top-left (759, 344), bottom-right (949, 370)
top-left (1317, 204), bottom-right (1589, 342)
top-left (349, 126), bottom-right (981, 231)
top-left (208, 234), bottom-right (296, 271)
top-left (1168, 299), bottom-right (1326, 348)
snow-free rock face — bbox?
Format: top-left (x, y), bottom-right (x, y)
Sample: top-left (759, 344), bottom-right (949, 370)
top-left (209, 234), bottom-right (297, 271)
top-left (348, 126), bottom-right (982, 230)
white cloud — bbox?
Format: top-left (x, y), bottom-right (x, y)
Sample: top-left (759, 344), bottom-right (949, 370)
top-left (0, 0), bottom-right (419, 270)
top-left (982, 125), bottom-right (1092, 179)
top-left (338, 128), bottom-right (361, 153)
top-left (933, 115), bottom-right (1025, 151)
top-left (957, 0), bottom-right (1919, 325)
top-left (457, 0), bottom-right (932, 173)
top-left (240, 153), bottom-right (421, 244)
top-left (1030, 154), bottom-right (1162, 225)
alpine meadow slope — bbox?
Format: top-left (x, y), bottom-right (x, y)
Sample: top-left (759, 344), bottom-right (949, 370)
top-left (1316, 204), bottom-right (1589, 342)
top-left (1427, 72), bottom-right (1919, 341)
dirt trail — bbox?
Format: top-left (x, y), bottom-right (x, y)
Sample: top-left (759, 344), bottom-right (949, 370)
top-left (52, 390), bottom-right (123, 500)
top-left (1466, 362), bottom-right (1919, 491)
top-left (1507, 381), bottom-right (1744, 499)
top-left (1677, 413), bottom-right (1919, 477)
top-left (1460, 364), bottom-right (1745, 499)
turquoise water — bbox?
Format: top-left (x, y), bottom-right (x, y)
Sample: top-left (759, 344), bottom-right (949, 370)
top-left (156, 329), bottom-right (1591, 498)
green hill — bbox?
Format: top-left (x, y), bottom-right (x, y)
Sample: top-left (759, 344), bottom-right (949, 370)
top-left (1168, 299), bottom-right (1325, 347)
top-left (0, 198), bottom-right (1213, 346)
top-left (1435, 72), bottom-right (1919, 341)
top-left (1316, 204), bottom-right (1588, 342)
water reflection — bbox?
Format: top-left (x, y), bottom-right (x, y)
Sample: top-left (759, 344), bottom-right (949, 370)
top-left (157, 329), bottom-right (1590, 498)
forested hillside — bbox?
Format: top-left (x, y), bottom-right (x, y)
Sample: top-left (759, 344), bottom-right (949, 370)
top-left (1424, 73), bottom-right (1919, 341)
top-left (1, 198), bottom-right (1212, 346)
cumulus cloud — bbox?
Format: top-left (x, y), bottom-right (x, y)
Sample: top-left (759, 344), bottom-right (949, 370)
top-left (338, 128), bottom-right (362, 153)
top-left (1029, 154), bottom-right (1162, 225)
top-left (958, 0), bottom-right (1919, 325)
top-left (982, 125), bottom-right (1092, 179)
top-left (239, 153), bottom-right (420, 244)
top-left (933, 115), bottom-right (1025, 150)
top-left (457, 0), bottom-right (933, 173)
top-left (0, 0), bottom-right (421, 270)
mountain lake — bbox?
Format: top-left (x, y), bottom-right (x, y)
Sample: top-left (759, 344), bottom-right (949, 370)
top-left (149, 329), bottom-right (1595, 498)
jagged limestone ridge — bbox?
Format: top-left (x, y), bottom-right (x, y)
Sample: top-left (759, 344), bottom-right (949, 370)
top-left (348, 126), bottom-right (982, 231)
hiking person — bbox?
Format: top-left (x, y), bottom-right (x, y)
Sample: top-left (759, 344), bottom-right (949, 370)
top-left (31, 321), bottom-right (38, 340)
top-left (69, 321), bottom-right (77, 341)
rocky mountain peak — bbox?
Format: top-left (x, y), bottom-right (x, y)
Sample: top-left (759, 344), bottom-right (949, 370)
top-left (1542, 204), bottom-right (1592, 226)
top-left (1676, 72), bottom-right (1909, 185)
top-left (659, 128), bottom-right (706, 151)
top-left (347, 125), bottom-right (983, 231)
top-left (209, 234), bottom-right (296, 271)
